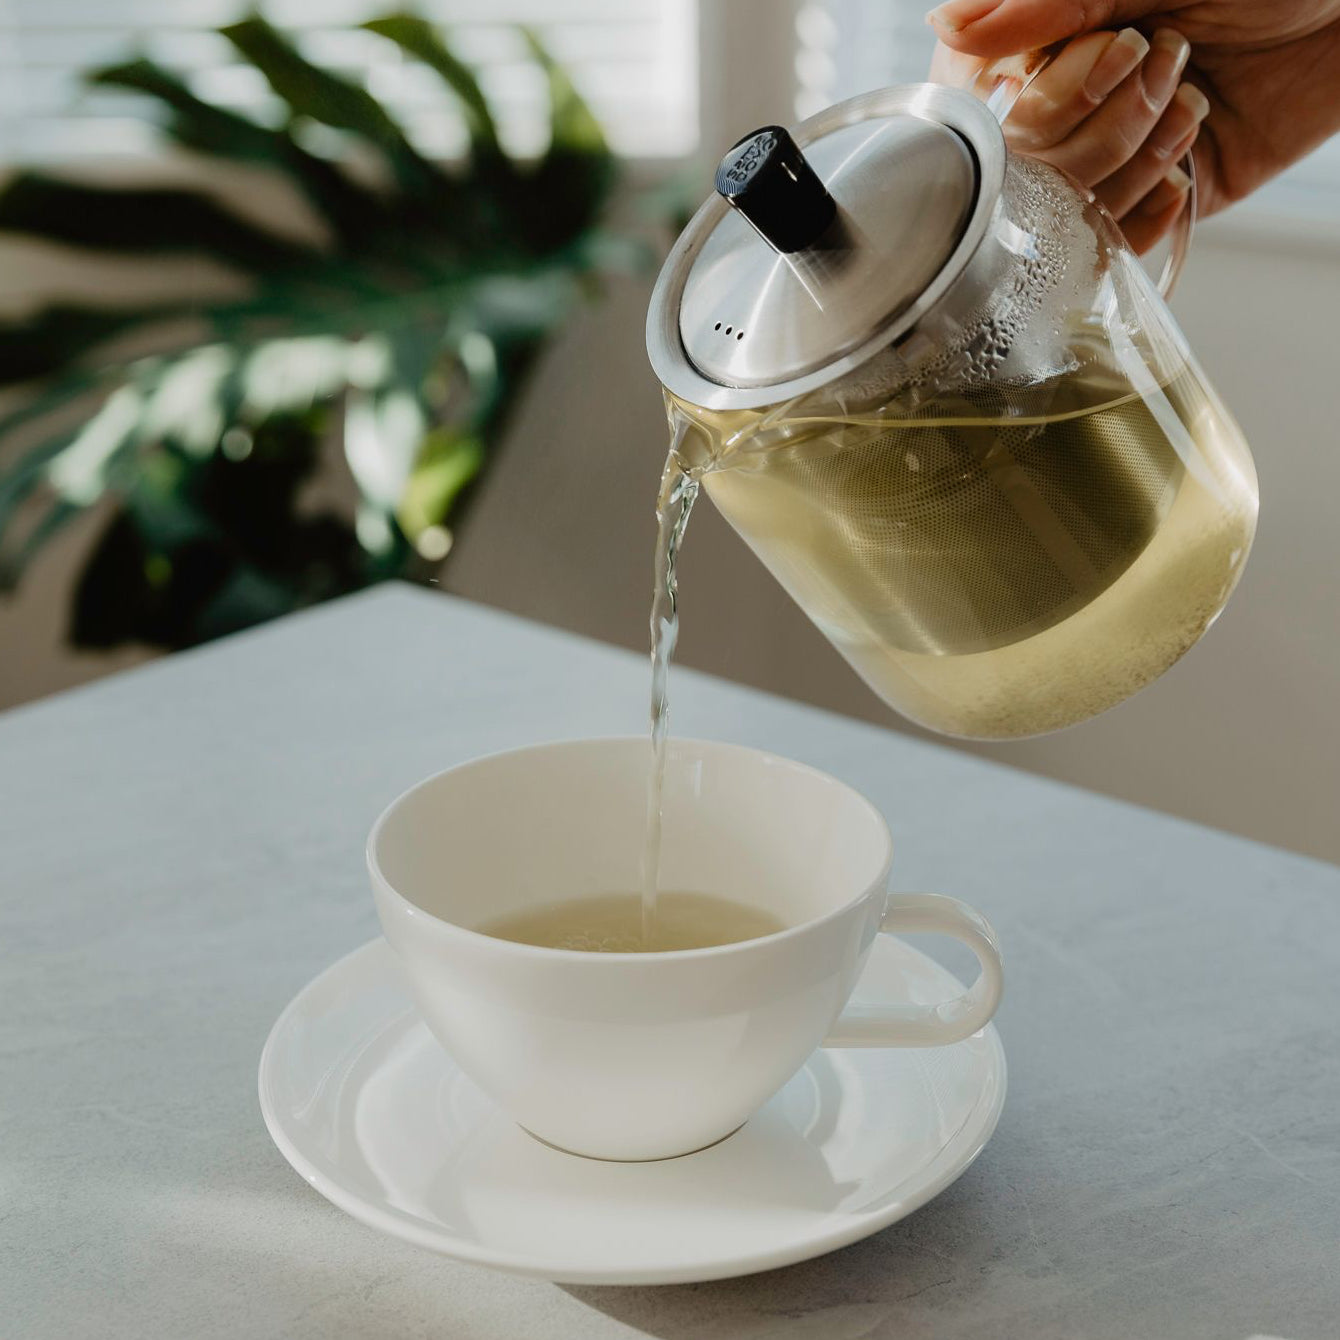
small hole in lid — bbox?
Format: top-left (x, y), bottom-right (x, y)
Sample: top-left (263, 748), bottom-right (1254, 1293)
top-left (725, 326), bottom-right (733, 335)
top-left (736, 330), bottom-right (745, 340)
top-left (714, 322), bottom-right (721, 331)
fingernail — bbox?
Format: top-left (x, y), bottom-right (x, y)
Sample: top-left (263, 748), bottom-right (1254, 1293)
top-left (1143, 29), bottom-right (1191, 109)
top-left (1150, 83), bottom-right (1209, 157)
top-left (1164, 165), bottom-right (1192, 194)
top-left (1137, 165), bottom-right (1192, 216)
top-left (1175, 82), bottom-right (1210, 122)
top-left (1083, 28), bottom-right (1151, 100)
top-left (927, 0), bottom-right (1003, 34)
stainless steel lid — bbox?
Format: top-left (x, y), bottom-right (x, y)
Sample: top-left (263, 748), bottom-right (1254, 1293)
top-left (647, 85), bottom-right (1008, 411)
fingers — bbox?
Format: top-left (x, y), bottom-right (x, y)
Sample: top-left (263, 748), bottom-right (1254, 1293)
top-left (927, 0), bottom-right (1159, 58)
top-left (922, 5), bottom-right (1207, 256)
top-left (1005, 28), bottom-right (1148, 152)
top-left (1094, 83), bottom-right (1209, 219)
top-left (1118, 166), bottom-right (1192, 254)
top-left (1024, 29), bottom-right (1191, 185)
top-left (928, 38), bottom-right (984, 86)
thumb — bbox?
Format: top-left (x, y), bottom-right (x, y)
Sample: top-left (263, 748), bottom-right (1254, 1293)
top-left (928, 0), bottom-right (1157, 56)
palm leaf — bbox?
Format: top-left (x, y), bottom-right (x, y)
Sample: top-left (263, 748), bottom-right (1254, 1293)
top-left (0, 11), bottom-right (644, 648)
top-left (363, 15), bottom-right (501, 155)
top-left (0, 173), bottom-right (313, 270)
top-left (90, 59), bottom-right (384, 246)
top-left (0, 305), bottom-right (176, 387)
top-left (397, 426), bottom-right (484, 540)
top-left (222, 15), bottom-right (441, 197)
top-left (517, 28), bottom-right (615, 250)
top-left (523, 28), bottom-right (608, 156)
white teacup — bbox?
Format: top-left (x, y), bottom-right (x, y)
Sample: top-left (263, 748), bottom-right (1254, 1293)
top-left (369, 737), bottom-right (1003, 1162)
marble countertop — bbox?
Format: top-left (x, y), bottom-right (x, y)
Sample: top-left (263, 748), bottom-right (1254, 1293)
top-left (3, 585), bottom-right (1336, 1339)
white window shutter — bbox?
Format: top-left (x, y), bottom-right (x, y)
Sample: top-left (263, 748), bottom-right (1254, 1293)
top-left (794, 0), bottom-right (935, 121)
top-left (0, 0), bottom-right (699, 163)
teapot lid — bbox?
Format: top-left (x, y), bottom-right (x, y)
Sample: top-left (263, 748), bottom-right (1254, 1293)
top-left (647, 85), bottom-right (1008, 411)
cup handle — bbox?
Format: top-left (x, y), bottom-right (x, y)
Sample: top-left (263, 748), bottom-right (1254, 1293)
top-left (822, 894), bottom-right (1004, 1047)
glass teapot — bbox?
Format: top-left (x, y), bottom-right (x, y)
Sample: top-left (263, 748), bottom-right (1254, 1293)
top-left (645, 78), bottom-right (1258, 741)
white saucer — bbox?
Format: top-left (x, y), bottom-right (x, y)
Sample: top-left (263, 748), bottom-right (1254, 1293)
top-left (258, 937), bottom-right (1006, 1285)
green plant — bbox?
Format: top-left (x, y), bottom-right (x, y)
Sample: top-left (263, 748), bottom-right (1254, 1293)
top-left (0, 12), bottom-right (641, 648)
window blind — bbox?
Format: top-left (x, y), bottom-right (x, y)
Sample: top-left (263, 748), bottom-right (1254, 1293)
top-left (794, 0), bottom-right (933, 122)
top-left (0, 0), bottom-right (699, 163)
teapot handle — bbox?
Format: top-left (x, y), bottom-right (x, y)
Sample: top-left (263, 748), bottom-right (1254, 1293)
top-left (963, 48), bottom-right (1196, 300)
top-left (1152, 151), bottom-right (1196, 300)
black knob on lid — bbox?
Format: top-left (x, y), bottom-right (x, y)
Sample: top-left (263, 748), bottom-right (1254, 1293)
top-left (715, 125), bottom-right (837, 254)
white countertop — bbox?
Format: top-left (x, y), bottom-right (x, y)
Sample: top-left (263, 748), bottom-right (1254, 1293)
top-left (3, 584), bottom-right (1336, 1339)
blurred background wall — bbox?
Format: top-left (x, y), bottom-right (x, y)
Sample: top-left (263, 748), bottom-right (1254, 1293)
top-left (2, 1), bottom-right (1338, 863)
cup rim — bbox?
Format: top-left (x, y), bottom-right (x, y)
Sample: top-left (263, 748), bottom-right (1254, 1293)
top-left (366, 735), bottom-right (894, 963)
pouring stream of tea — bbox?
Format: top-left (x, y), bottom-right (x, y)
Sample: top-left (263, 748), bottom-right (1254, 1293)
top-left (641, 434), bottom-right (698, 942)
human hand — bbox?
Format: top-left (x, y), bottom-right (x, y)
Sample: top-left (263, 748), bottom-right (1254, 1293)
top-left (928, 0), bottom-right (1340, 220)
top-left (932, 27), bottom-right (1208, 253)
